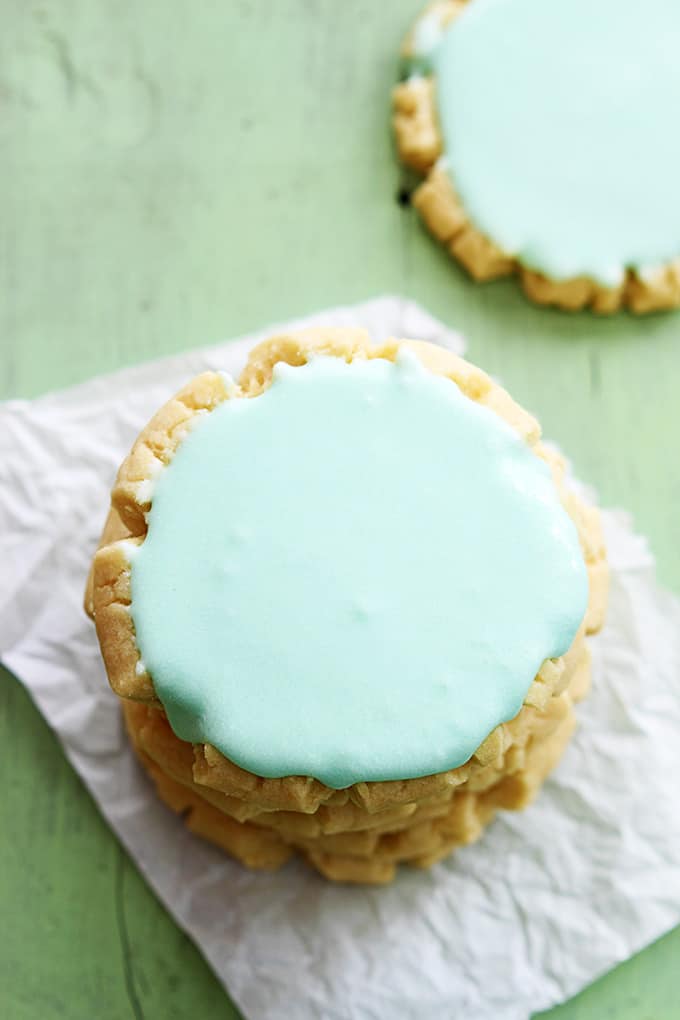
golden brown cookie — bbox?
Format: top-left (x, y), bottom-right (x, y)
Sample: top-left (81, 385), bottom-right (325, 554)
top-left (86, 328), bottom-right (607, 881)
top-left (393, 0), bottom-right (680, 313)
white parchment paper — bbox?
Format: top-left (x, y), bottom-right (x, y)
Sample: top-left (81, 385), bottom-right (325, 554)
top-left (1, 297), bottom-right (679, 1020)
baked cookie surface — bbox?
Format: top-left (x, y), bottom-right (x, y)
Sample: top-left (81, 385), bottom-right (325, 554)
top-left (86, 328), bottom-right (608, 881)
top-left (394, 0), bottom-right (680, 313)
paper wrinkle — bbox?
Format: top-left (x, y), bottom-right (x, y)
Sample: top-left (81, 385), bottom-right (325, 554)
top-left (1, 297), bottom-right (679, 1020)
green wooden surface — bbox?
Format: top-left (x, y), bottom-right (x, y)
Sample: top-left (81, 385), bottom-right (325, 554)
top-left (1, 1), bottom-right (678, 1017)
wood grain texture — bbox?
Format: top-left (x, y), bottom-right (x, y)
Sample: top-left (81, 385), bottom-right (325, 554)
top-left (1, 0), bottom-right (678, 1017)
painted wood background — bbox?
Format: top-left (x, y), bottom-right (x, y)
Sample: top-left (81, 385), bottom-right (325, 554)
top-left (1, 1), bottom-right (678, 1016)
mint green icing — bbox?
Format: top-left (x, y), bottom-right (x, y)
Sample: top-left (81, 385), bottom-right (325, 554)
top-left (429, 0), bottom-right (680, 286)
top-left (129, 353), bottom-right (588, 789)
top-left (402, 10), bottom-right (446, 77)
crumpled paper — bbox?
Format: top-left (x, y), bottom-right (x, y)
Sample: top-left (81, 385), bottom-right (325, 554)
top-left (1, 296), bottom-right (679, 1020)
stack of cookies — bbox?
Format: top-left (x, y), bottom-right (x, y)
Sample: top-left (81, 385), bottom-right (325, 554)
top-left (85, 330), bottom-right (607, 884)
top-left (119, 649), bottom-right (590, 884)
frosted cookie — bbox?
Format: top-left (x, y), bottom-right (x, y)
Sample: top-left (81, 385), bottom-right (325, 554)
top-left (393, 0), bottom-right (680, 313)
top-left (86, 328), bottom-right (607, 882)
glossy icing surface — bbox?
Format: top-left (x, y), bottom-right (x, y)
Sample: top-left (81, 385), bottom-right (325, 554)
top-left (428, 0), bottom-right (680, 285)
top-left (130, 353), bottom-right (588, 788)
